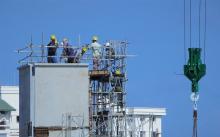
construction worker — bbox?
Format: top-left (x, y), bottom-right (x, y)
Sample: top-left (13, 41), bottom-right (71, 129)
top-left (115, 69), bottom-right (121, 75)
top-left (105, 42), bottom-right (115, 68)
top-left (73, 45), bottom-right (89, 63)
top-left (90, 36), bottom-right (102, 70)
top-left (47, 35), bottom-right (58, 63)
top-left (81, 45), bottom-right (88, 56)
top-left (74, 48), bottom-right (82, 63)
top-left (60, 38), bottom-right (68, 62)
top-left (60, 38), bottom-right (76, 63)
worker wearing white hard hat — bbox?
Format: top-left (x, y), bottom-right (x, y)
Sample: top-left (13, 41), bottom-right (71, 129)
top-left (105, 42), bottom-right (110, 47)
top-left (105, 42), bottom-right (115, 68)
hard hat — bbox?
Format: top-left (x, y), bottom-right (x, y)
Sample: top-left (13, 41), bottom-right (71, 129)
top-left (115, 69), bottom-right (121, 75)
top-left (63, 38), bottom-right (68, 43)
top-left (82, 47), bottom-right (88, 52)
top-left (50, 35), bottom-right (56, 40)
top-left (92, 36), bottom-right (98, 41)
top-left (106, 42), bottom-right (110, 47)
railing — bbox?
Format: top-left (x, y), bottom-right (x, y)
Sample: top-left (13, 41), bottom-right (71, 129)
top-left (16, 40), bottom-right (134, 71)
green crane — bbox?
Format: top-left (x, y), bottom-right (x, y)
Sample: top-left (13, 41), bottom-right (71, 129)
top-left (184, 48), bottom-right (206, 137)
top-left (184, 48), bottom-right (206, 94)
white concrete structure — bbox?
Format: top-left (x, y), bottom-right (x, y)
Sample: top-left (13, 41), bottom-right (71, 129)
top-left (0, 111), bottom-right (11, 137)
top-left (0, 86), bottom-right (19, 137)
top-left (0, 86), bottom-right (166, 137)
top-left (19, 63), bottom-right (89, 137)
top-left (126, 107), bottom-right (166, 137)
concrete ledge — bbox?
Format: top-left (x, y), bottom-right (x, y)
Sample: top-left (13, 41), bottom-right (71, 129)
top-left (18, 63), bottom-right (89, 70)
top-left (126, 107), bottom-right (166, 116)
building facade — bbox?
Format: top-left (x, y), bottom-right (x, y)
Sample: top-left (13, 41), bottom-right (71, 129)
top-left (0, 86), bottom-right (19, 137)
top-left (0, 86), bottom-right (166, 137)
top-left (126, 107), bottom-right (166, 137)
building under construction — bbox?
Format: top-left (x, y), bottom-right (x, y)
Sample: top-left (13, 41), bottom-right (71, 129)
top-left (17, 39), bottom-right (166, 137)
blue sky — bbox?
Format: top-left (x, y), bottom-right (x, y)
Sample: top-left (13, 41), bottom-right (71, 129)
top-left (0, 0), bottom-right (220, 136)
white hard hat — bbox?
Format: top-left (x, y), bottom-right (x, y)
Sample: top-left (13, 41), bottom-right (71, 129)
top-left (106, 42), bottom-right (110, 47)
top-left (63, 38), bottom-right (68, 43)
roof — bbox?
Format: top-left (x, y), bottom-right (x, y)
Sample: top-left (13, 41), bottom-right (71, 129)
top-left (0, 98), bottom-right (15, 111)
top-left (0, 86), bottom-right (19, 94)
top-left (18, 63), bottom-right (89, 70)
top-left (126, 107), bottom-right (166, 116)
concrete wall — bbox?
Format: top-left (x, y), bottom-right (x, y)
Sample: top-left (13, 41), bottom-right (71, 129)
top-left (19, 63), bottom-right (89, 137)
top-left (19, 65), bottom-right (31, 137)
top-left (48, 129), bottom-right (89, 137)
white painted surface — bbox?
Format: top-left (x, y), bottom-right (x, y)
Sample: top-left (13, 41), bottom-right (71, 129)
top-left (0, 86), bottom-right (166, 137)
top-left (0, 86), bottom-right (19, 137)
top-left (19, 63), bottom-right (89, 137)
top-left (126, 107), bottom-right (166, 137)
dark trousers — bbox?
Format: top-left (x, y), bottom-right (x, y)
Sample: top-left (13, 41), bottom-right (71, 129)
top-left (47, 55), bottom-right (57, 63)
top-left (67, 57), bottom-right (74, 63)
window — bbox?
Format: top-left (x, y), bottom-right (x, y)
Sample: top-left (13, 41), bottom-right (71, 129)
top-left (28, 122), bottom-right (32, 136)
top-left (16, 116), bottom-right (19, 123)
top-left (152, 116), bottom-right (156, 122)
top-left (140, 117), bottom-right (145, 122)
top-left (152, 131), bottom-right (160, 137)
top-left (119, 131), bottom-right (124, 136)
top-left (128, 118), bottom-right (133, 125)
top-left (140, 131), bottom-right (146, 137)
top-left (129, 131), bottom-right (133, 137)
top-left (0, 121), bottom-right (6, 130)
top-left (0, 111), bottom-right (6, 115)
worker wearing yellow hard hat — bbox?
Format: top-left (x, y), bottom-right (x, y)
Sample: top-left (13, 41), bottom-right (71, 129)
top-left (90, 35), bottom-right (102, 70)
top-left (50, 35), bottom-right (56, 40)
top-left (47, 34), bottom-right (58, 63)
top-left (115, 69), bottom-right (121, 75)
top-left (92, 36), bottom-right (98, 42)
top-left (81, 46), bottom-right (88, 55)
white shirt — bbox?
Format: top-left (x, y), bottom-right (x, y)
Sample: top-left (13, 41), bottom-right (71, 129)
top-left (90, 42), bottom-right (102, 57)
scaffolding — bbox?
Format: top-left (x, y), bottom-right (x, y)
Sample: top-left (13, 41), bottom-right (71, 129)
top-left (61, 113), bottom-right (87, 137)
top-left (17, 39), bottom-right (131, 137)
top-left (17, 37), bottom-right (165, 137)
top-left (89, 40), bottom-right (128, 137)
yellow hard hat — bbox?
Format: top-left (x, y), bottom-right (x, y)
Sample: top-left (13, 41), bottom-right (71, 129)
top-left (82, 47), bottom-right (88, 52)
top-left (115, 69), bottom-right (121, 75)
top-left (50, 35), bottom-right (56, 40)
top-left (92, 36), bottom-right (98, 41)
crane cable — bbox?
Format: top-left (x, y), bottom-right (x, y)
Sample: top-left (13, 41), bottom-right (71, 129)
top-left (190, 0), bottom-right (192, 48)
top-left (184, 0), bottom-right (186, 64)
top-left (184, 0), bottom-right (207, 137)
top-left (192, 1), bottom-right (202, 136)
top-left (193, 2), bottom-right (207, 136)
top-left (199, 0), bottom-right (202, 48)
top-left (192, 109), bottom-right (198, 137)
top-left (203, 0), bottom-right (207, 63)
